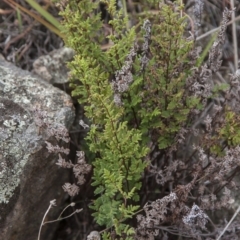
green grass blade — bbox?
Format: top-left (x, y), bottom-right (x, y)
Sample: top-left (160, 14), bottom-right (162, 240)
top-left (26, 0), bottom-right (62, 31)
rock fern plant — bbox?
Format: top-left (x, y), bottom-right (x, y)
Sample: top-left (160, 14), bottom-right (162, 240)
top-left (60, 0), bottom-right (149, 236)
top-left (56, 0), bottom-right (238, 239)
top-left (59, 0), bottom-right (203, 237)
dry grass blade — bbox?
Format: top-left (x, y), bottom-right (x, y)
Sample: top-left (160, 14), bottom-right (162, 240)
top-left (3, 0), bottom-right (65, 39)
top-left (217, 205), bottom-right (240, 240)
top-left (197, 14), bottom-right (240, 41)
top-left (230, 0), bottom-right (238, 70)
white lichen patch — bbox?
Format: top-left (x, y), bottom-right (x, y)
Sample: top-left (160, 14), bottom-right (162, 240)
top-left (0, 121), bottom-right (32, 203)
top-left (0, 99), bottom-right (37, 204)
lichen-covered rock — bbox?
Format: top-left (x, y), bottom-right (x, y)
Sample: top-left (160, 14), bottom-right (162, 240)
top-left (0, 59), bottom-right (75, 240)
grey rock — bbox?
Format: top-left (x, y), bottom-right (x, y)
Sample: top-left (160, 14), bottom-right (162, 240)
top-left (32, 47), bottom-right (75, 84)
top-left (87, 231), bottom-right (101, 240)
top-left (0, 59), bottom-right (75, 240)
